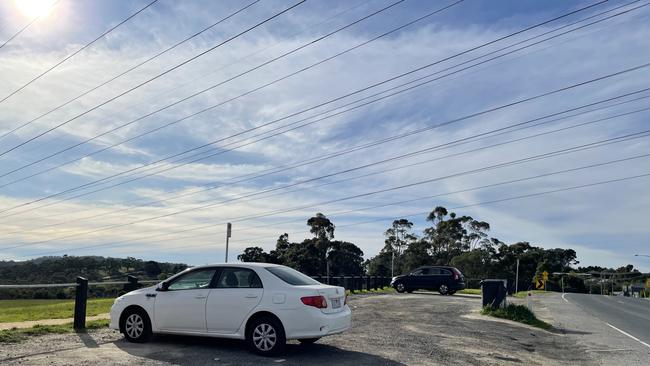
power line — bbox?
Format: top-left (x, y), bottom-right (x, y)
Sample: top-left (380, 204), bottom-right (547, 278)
top-left (114, 0), bottom-right (378, 124)
top-left (0, 0), bottom-right (159, 105)
top-left (8, 97), bottom-right (648, 236)
top-left (4, 129), bottom-right (648, 251)
top-left (0, 0), bottom-right (306, 157)
top-left (22, 152), bottom-right (650, 257)
top-left (2, 59), bottom-right (648, 218)
top-left (221, 170), bottom-right (650, 250)
top-left (10, 88), bottom-right (647, 229)
top-left (0, 0), bottom-right (437, 176)
top-left (0, 0), bottom-right (261, 142)
top-left (0, 0), bottom-right (636, 200)
top-left (0, 0), bottom-right (61, 50)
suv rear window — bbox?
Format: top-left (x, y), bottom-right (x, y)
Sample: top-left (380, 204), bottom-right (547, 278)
top-left (266, 266), bottom-right (320, 286)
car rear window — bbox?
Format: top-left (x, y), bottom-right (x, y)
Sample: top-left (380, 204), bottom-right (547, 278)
top-left (266, 266), bottom-right (320, 286)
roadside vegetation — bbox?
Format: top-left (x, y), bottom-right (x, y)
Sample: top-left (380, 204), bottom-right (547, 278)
top-left (0, 319), bottom-right (109, 343)
top-left (346, 286), bottom-right (395, 295)
top-left (481, 304), bottom-right (551, 330)
top-left (0, 298), bottom-right (114, 323)
top-left (459, 288), bottom-right (481, 295)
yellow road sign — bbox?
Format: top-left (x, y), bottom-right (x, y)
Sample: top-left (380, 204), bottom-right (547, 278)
top-left (535, 279), bottom-right (544, 289)
top-left (542, 271), bottom-right (549, 281)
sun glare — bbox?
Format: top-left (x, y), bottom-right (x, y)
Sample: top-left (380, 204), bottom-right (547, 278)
top-left (14, 0), bottom-right (57, 19)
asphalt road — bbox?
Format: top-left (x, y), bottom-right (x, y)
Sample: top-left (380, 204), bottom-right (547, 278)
top-left (564, 293), bottom-right (650, 348)
top-left (533, 292), bottom-right (650, 366)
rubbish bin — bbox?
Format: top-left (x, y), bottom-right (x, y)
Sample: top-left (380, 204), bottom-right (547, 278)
top-left (481, 279), bottom-right (508, 309)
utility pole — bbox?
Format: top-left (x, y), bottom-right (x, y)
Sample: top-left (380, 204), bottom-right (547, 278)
top-left (225, 223), bottom-right (232, 263)
top-left (515, 258), bottom-right (520, 294)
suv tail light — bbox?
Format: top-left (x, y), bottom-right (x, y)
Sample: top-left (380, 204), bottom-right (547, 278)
top-left (452, 269), bottom-right (461, 280)
top-left (301, 296), bottom-right (328, 309)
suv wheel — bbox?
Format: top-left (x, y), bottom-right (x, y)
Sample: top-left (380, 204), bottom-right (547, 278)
top-left (247, 316), bottom-right (286, 356)
top-left (121, 308), bottom-right (152, 343)
top-left (395, 282), bottom-right (407, 293)
top-left (439, 284), bottom-right (449, 295)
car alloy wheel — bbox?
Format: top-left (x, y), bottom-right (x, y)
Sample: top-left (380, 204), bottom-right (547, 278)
top-left (396, 282), bottom-right (406, 293)
top-left (121, 308), bottom-right (152, 343)
top-left (125, 313), bottom-right (144, 339)
top-left (247, 315), bottom-right (286, 356)
top-left (253, 323), bottom-right (277, 352)
top-left (439, 284), bottom-right (449, 295)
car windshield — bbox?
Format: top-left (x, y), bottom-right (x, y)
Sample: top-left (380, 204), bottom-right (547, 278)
top-left (266, 266), bottom-right (320, 286)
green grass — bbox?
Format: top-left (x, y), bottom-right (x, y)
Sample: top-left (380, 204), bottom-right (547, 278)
top-left (481, 304), bottom-right (551, 330)
top-left (346, 286), bottom-right (395, 295)
top-left (459, 288), bottom-right (481, 295)
top-left (0, 298), bottom-right (115, 323)
top-left (0, 319), bottom-right (110, 343)
top-left (512, 290), bottom-right (550, 298)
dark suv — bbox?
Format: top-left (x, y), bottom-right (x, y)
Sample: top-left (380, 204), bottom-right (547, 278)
top-left (391, 266), bottom-right (465, 295)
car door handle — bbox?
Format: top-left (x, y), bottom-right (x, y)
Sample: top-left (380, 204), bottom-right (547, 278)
top-left (195, 295), bottom-right (207, 299)
top-left (245, 294), bottom-right (258, 299)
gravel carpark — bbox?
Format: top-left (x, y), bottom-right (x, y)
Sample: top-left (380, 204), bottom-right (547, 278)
top-left (0, 293), bottom-right (595, 366)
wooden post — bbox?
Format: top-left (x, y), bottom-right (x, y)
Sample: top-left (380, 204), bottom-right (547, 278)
top-left (74, 277), bottom-right (88, 330)
top-left (366, 276), bottom-right (371, 291)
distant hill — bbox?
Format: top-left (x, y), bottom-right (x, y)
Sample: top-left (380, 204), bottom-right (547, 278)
top-left (0, 255), bottom-right (188, 300)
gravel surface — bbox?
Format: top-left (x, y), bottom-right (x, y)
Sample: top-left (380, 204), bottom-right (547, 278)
top-left (0, 293), bottom-right (594, 365)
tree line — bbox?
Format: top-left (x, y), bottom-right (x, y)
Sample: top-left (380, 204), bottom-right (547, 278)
top-left (239, 207), bottom-right (647, 293)
top-left (0, 255), bottom-right (187, 300)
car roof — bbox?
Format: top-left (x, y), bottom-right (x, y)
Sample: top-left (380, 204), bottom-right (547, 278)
top-left (190, 262), bottom-right (279, 269)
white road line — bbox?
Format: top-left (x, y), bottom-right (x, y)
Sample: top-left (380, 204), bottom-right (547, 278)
top-left (605, 322), bottom-right (650, 349)
top-left (561, 293), bottom-right (569, 303)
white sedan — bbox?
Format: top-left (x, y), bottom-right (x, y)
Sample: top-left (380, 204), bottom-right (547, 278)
top-left (110, 263), bottom-right (351, 355)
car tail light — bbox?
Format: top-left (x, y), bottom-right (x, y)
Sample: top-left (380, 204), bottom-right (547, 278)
top-left (301, 296), bottom-right (328, 309)
top-left (452, 269), bottom-right (460, 280)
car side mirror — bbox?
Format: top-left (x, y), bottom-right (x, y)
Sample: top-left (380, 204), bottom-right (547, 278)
top-left (157, 282), bottom-right (169, 291)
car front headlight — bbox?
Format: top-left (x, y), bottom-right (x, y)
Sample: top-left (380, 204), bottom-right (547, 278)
top-left (113, 296), bottom-right (125, 305)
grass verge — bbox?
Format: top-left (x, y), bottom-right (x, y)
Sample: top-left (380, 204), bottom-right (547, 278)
top-left (0, 298), bottom-right (115, 323)
top-left (481, 304), bottom-right (551, 330)
top-left (459, 288), bottom-right (481, 295)
top-left (0, 319), bottom-right (110, 343)
top-left (346, 286), bottom-right (395, 295)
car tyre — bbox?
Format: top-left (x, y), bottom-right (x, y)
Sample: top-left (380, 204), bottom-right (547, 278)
top-left (439, 284), bottom-right (450, 295)
top-left (121, 308), bottom-right (152, 343)
top-left (395, 282), bottom-right (407, 293)
top-left (247, 316), bottom-right (286, 356)
top-left (298, 337), bottom-right (320, 345)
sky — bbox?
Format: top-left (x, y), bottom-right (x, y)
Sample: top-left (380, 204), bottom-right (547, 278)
top-left (0, 0), bottom-right (649, 272)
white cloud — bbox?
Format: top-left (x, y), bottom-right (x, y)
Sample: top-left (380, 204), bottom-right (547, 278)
top-left (0, 1), bottom-right (649, 270)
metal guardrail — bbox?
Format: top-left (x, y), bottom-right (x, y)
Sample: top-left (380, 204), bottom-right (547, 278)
top-left (0, 275), bottom-right (160, 329)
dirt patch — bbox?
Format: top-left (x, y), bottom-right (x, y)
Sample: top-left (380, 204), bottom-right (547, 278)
top-left (0, 293), bottom-right (595, 365)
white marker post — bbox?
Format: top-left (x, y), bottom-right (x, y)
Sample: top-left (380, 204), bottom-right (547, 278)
top-left (225, 223), bottom-right (232, 263)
